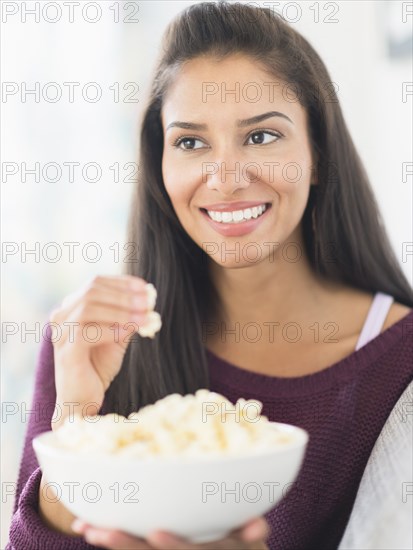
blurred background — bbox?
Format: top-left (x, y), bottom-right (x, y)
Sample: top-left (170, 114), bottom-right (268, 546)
top-left (1, 0), bottom-right (412, 545)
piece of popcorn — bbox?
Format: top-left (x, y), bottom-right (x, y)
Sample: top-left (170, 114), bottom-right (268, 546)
top-left (132, 283), bottom-right (161, 339)
top-left (137, 311), bottom-right (162, 338)
top-left (145, 283), bottom-right (157, 311)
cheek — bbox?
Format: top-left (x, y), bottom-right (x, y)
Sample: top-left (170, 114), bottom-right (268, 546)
top-left (264, 148), bottom-right (312, 195)
top-left (162, 158), bottom-right (195, 212)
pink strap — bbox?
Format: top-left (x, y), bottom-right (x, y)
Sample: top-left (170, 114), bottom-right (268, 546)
top-left (355, 292), bottom-right (394, 351)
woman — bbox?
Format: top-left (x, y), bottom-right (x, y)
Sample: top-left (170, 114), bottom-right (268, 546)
top-left (8, 3), bottom-right (413, 549)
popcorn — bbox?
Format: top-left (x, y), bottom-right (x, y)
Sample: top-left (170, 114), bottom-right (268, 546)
top-left (145, 283), bottom-right (157, 311)
top-left (136, 283), bottom-right (162, 338)
top-left (53, 390), bottom-right (295, 458)
top-left (136, 311), bottom-right (162, 338)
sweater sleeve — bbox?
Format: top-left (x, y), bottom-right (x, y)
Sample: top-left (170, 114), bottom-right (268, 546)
top-left (6, 322), bottom-right (98, 550)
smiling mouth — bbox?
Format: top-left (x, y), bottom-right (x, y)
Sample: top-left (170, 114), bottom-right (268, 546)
top-left (200, 202), bottom-right (272, 224)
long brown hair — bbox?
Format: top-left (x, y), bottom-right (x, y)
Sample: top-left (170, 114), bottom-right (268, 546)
top-left (101, 2), bottom-right (413, 416)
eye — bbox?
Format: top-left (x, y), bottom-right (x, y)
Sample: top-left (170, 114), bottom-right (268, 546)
top-left (172, 136), bottom-right (206, 151)
top-left (245, 130), bottom-right (282, 145)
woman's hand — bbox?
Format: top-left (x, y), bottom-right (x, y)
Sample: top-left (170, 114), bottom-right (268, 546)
top-left (49, 274), bottom-right (153, 431)
top-left (71, 517), bottom-right (270, 549)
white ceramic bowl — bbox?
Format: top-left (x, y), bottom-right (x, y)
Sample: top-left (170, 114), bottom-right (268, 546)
top-left (33, 422), bottom-right (308, 543)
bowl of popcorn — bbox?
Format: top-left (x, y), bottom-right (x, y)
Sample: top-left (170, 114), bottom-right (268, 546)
top-left (33, 390), bottom-right (309, 543)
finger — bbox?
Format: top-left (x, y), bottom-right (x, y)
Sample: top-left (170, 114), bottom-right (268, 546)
top-left (146, 530), bottom-right (202, 549)
top-left (76, 525), bottom-right (153, 549)
top-left (61, 281), bottom-right (150, 318)
top-left (85, 530), bottom-right (152, 549)
top-left (145, 530), bottom-right (243, 550)
top-left (89, 283), bottom-right (151, 312)
top-left (202, 536), bottom-right (249, 550)
top-left (52, 299), bottom-right (147, 346)
top-left (51, 310), bottom-right (145, 350)
top-left (94, 274), bottom-right (148, 293)
top-left (237, 518), bottom-right (270, 543)
top-left (68, 302), bottom-right (149, 327)
top-left (56, 275), bottom-right (148, 316)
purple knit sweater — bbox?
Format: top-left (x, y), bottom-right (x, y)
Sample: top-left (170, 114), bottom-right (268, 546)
top-left (7, 312), bottom-right (413, 550)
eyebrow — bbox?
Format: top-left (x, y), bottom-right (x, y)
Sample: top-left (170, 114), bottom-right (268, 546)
top-left (165, 111), bottom-right (293, 132)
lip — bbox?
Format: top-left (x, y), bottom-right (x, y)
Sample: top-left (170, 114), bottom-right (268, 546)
top-left (199, 203), bottom-right (272, 237)
top-left (200, 201), bottom-right (271, 212)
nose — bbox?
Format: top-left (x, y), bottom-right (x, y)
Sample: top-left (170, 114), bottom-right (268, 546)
top-left (203, 151), bottom-right (252, 195)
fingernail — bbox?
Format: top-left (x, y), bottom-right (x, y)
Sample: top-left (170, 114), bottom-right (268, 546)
top-left (84, 530), bottom-right (100, 544)
top-left (242, 521), bottom-right (266, 542)
top-left (71, 519), bottom-right (86, 533)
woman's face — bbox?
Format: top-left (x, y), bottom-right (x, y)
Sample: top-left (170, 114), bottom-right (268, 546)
top-left (161, 53), bottom-right (316, 268)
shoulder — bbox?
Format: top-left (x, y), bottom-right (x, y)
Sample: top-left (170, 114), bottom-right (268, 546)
top-left (381, 302), bottom-right (412, 332)
top-left (330, 286), bottom-right (412, 339)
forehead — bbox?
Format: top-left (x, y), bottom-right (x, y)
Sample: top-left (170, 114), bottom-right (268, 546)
top-left (161, 54), bottom-right (306, 128)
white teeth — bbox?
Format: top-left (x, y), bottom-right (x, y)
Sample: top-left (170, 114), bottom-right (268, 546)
top-left (232, 210), bottom-right (244, 222)
top-left (206, 203), bottom-right (268, 224)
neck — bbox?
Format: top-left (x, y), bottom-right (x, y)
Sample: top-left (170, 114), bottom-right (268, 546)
top-left (207, 225), bottom-right (340, 326)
